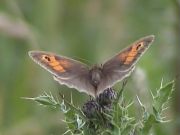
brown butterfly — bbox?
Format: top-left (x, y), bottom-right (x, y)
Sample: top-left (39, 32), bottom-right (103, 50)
top-left (29, 35), bottom-right (154, 97)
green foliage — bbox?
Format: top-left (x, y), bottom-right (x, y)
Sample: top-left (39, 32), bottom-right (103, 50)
top-left (152, 80), bottom-right (175, 113)
top-left (26, 80), bottom-right (175, 135)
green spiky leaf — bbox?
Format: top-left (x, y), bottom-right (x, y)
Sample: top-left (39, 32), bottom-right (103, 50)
top-left (153, 80), bottom-right (175, 112)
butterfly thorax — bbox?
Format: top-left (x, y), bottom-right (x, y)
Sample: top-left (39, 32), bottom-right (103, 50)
top-left (89, 65), bottom-right (103, 89)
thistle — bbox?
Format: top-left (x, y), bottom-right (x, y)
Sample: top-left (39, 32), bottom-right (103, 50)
top-left (25, 80), bottom-right (175, 135)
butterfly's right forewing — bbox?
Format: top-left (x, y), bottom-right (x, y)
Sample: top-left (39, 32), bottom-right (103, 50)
top-left (29, 51), bottom-right (96, 97)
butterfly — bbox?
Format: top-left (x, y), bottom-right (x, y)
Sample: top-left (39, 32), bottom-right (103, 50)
top-left (29, 35), bottom-right (154, 97)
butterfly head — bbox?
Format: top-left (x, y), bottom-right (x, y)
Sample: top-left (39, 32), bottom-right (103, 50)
top-left (89, 65), bottom-right (103, 88)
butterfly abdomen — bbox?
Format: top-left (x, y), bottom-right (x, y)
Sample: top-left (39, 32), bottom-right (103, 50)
top-left (89, 66), bottom-right (103, 88)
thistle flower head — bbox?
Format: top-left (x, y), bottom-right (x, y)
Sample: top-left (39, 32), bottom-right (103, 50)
top-left (82, 99), bottom-right (100, 119)
top-left (97, 88), bottom-right (117, 106)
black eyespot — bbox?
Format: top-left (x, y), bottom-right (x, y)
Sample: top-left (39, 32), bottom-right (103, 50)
top-left (136, 43), bottom-right (143, 50)
top-left (44, 55), bottom-right (51, 62)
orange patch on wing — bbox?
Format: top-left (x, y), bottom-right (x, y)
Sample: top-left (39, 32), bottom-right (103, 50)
top-left (41, 55), bottom-right (68, 72)
top-left (52, 59), bottom-right (72, 72)
top-left (59, 60), bottom-right (72, 68)
top-left (119, 42), bottom-right (145, 65)
top-left (49, 61), bottom-right (59, 66)
top-left (124, 45), bottom-right (138, 64)
top-left (118, 52), bottom-right (128, 61)
top-left (53, 65), bottom-right (66, 72)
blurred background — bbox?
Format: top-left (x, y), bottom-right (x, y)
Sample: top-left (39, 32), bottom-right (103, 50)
top-left (0, 0), bottom-right (179, 135)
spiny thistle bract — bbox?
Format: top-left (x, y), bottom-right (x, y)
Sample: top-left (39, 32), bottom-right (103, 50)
top-left (26, 80), bottom-right (175, 135)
